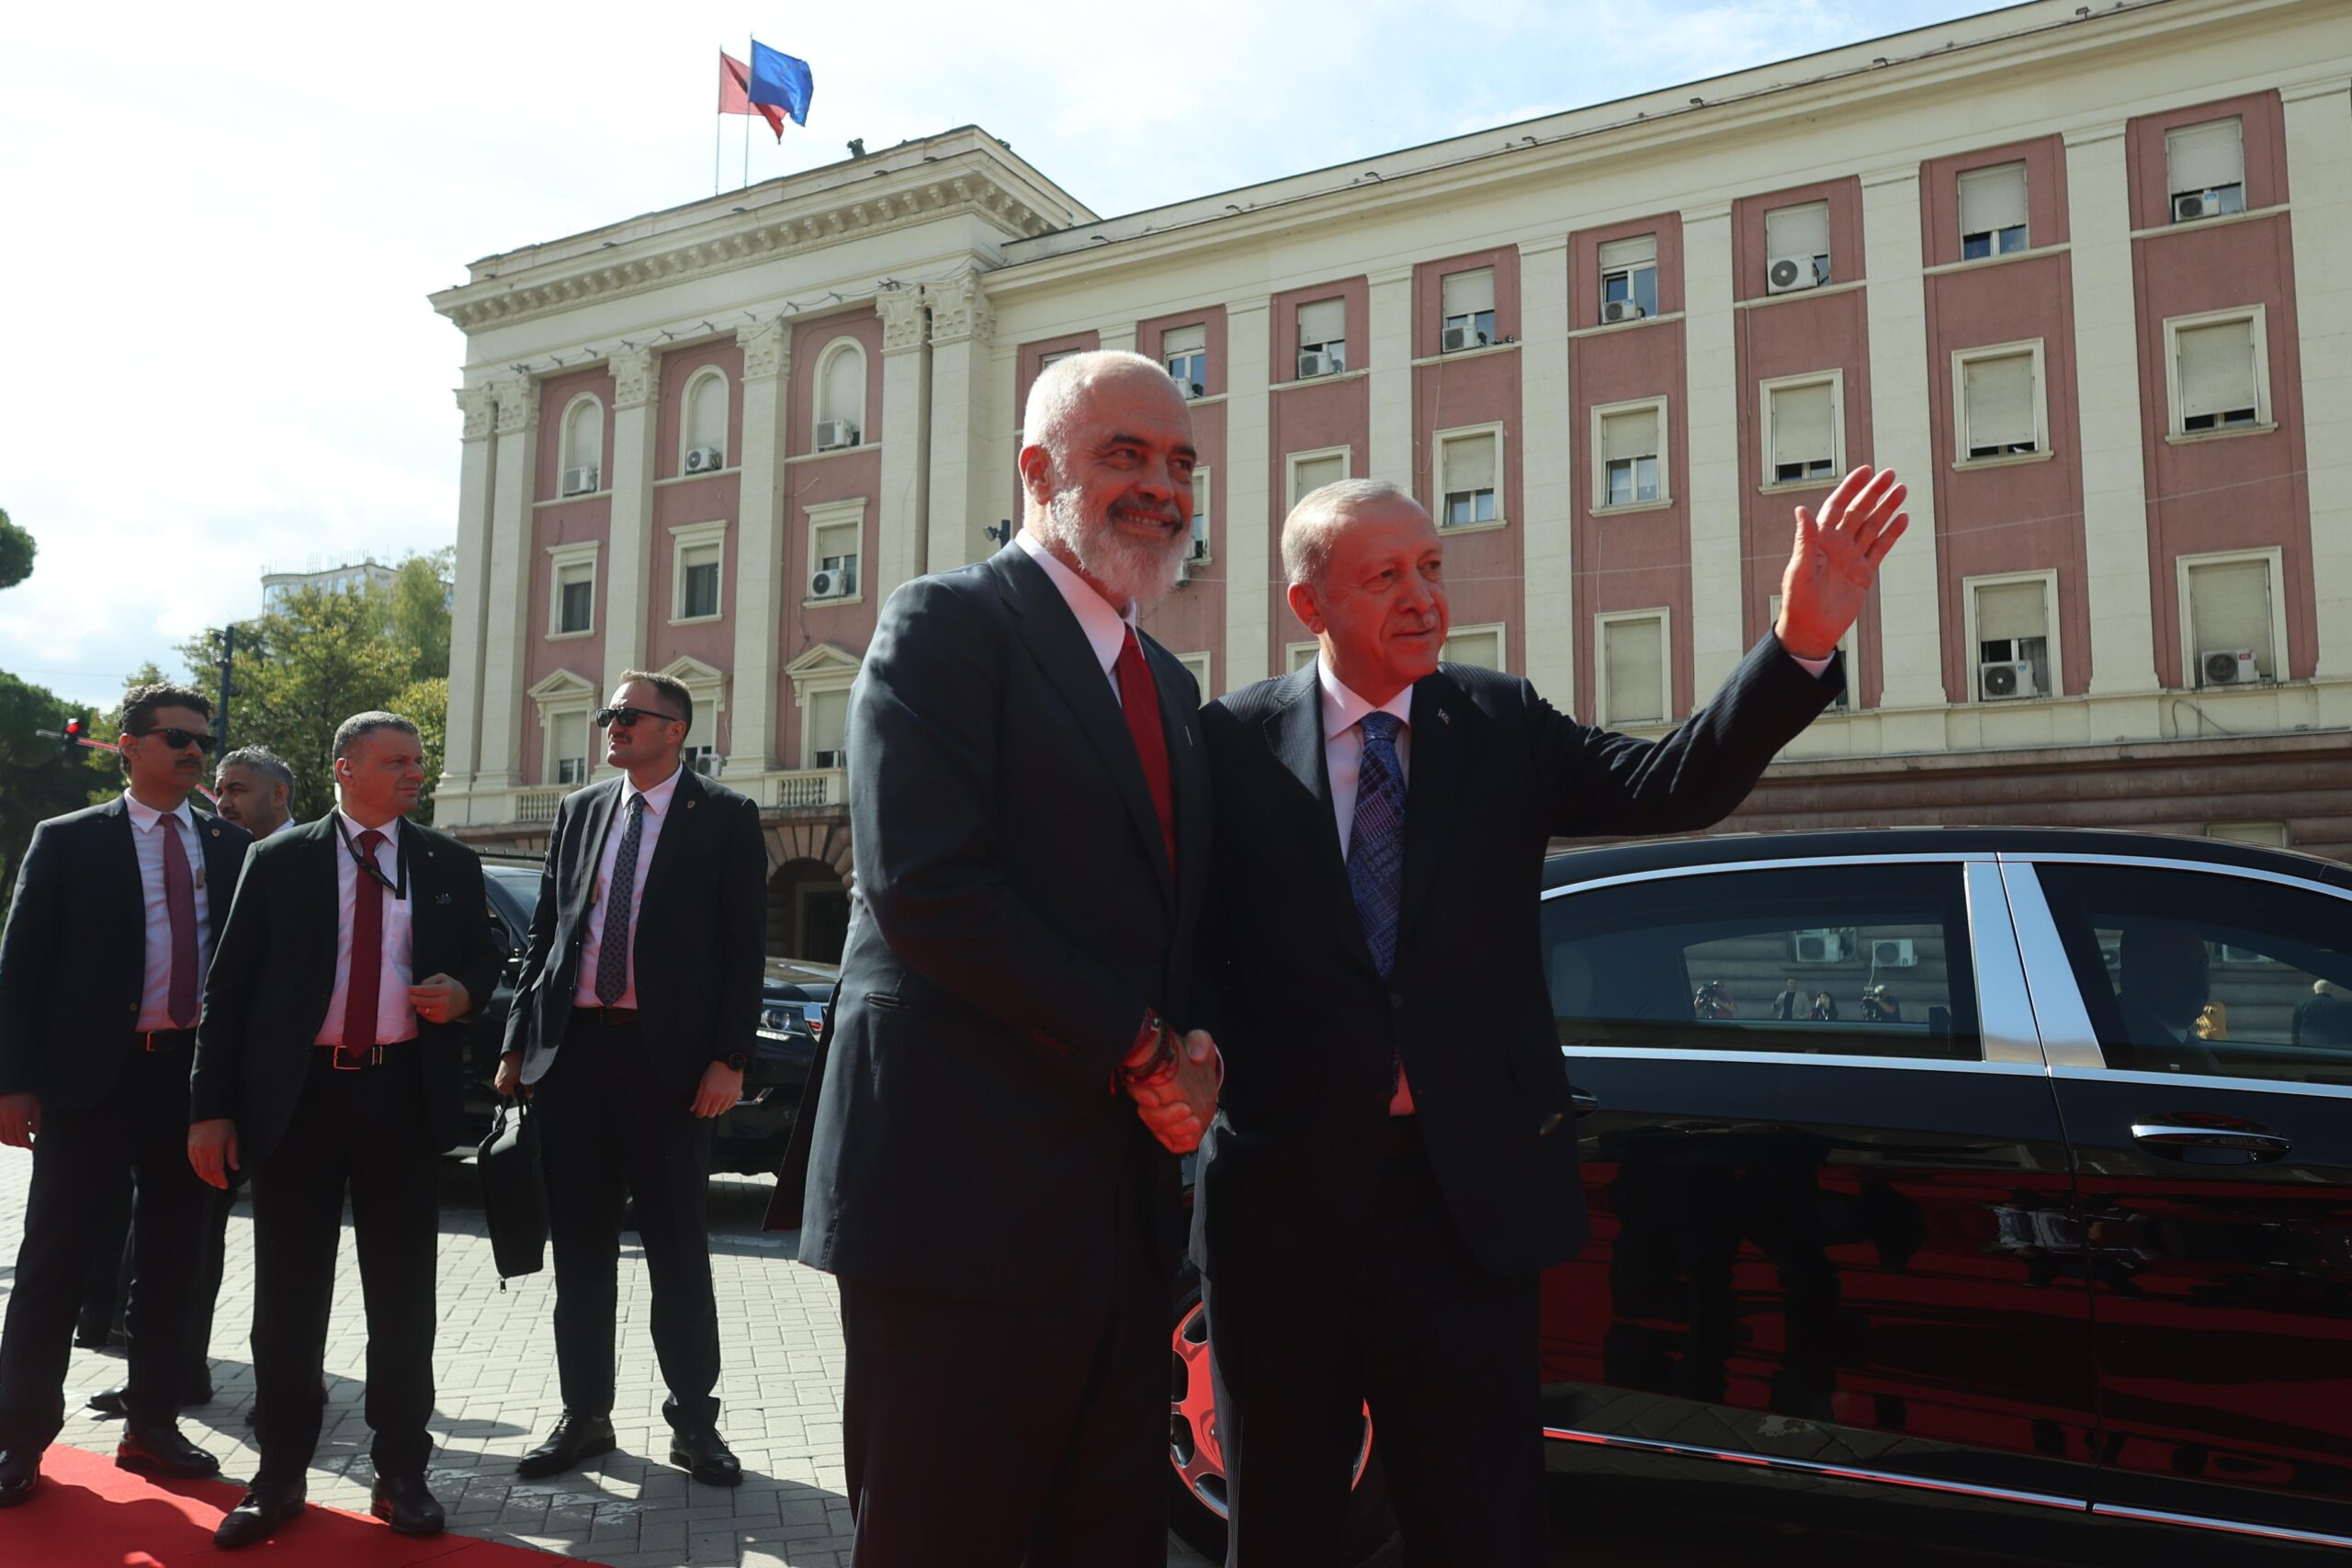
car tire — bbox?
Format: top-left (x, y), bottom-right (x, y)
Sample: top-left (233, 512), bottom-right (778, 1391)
top-left (1169, 1261), bottom-right (1400, 1565)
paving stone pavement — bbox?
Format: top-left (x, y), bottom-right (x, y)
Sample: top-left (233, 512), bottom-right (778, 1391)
top-left (0, 1145), bottom-right (1216, 1567)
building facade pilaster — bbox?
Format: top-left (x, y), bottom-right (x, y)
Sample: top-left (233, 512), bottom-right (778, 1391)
top-left (2284, 78), bottom-right (2352, 707)
top-left (1367, 265), bottom-right (1416, 490)
top-left (728, 319), bottom-right (792, 779)
top-left (875, 288), bottom-right (932, 607)
top-left (438, 383), bottom-right (498, 818)
top-left (1223, 295), bottom-right (1273, 688)
top-left (474, 378), bottom-right (539, 792)
top-left (925, 274), bottom-right (997, 571)
top-left (600, 348), bottom-right (660, 699)
top-left (1860, 164), bottom-right (1950, 732)
top-left (1680, 202), bottom-right (1744, 705)
top-left (1517, 237), bottom-right (1574, 699)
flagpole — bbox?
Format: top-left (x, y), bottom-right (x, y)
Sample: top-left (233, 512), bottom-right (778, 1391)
top-left (742, 38), bottom-right (752, 189)
top-left (714, 42), bottom-right (723, 196)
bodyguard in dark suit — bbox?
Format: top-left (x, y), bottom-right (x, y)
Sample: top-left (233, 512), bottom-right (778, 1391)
top-left (794, 351), bottom-right (1220, 1566)
top-left (189, 711), bottom-right (499, 1549)
top-left (496, 669), bottom-right (765, 1486)
top-left (1196, 468), bottom-right (1908, 1566)
top-left (0, 682), bottom-right (245, 1502)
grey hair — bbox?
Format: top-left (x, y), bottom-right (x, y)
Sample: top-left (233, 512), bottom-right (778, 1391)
top-left (1021, 350), bottom-right (1175, 468)
top-left (331, 711), bottom-right (420, 761)
top-left (1280, 478), bottom-right (1425, 588)
top-left (217, 745), bottom-right (294, 795)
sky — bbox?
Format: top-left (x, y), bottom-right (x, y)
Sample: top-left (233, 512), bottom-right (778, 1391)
top-left (0, 0), bottom-right (2010, 709)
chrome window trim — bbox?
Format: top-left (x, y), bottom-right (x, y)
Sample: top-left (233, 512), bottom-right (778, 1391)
top-left (1539, 852), bottom-right (1995, 902)
top-left (2089, 1504), bottom-right (2352, 1552)
top-left (2051, 1064), bottom-right (2352, 1103)
top-left (1996, 862), bottom-right (2107, 1070)
top-left (1995, 849), bottom-right (2352, 905)
top-left (1555, 1044), bottom-right (2045, 1077)
top-left (1539, 1427), bottom-right (2085, 1513)
top-left (1964, 861), bottom-right (2045, 1066)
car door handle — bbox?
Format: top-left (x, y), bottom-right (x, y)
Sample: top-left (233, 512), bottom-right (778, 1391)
top-left (2129, 1122), bottom-right (2291, 1156)
top-left (1570, 1089), bottom-right (1600, 1117)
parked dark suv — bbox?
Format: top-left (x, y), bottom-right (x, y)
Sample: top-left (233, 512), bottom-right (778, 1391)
top-left (467, 858), bottom-right (835, 1178)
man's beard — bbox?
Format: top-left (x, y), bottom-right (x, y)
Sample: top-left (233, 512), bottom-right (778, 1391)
top-left (1037, 488), bottom-right (1187, 609)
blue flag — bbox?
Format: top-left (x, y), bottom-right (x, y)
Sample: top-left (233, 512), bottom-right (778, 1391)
top-left (747, 40), bottom-right (813, 128)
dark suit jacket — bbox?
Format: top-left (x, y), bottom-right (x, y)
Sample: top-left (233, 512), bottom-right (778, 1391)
top-left (189, 816), bottom-right (500, 1168)
top-left (501, 766), bottom-right (766, 1102)
top-left (0, 797), bottom-right (251, 1110)
top-left (1192, 635), bottom-right (1838, 1287)
top-left (791, 543), bottom-right (1212, 1304)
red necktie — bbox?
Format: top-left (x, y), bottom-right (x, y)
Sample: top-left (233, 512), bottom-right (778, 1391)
top-left (160, 815), bottom-right (198, 1028)
top-left (341, 829), bottom-right (386, 1057)
top-left (1114, 627), bottom-right (1177, 871)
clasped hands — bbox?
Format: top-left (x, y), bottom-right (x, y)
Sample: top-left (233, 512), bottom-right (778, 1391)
top-left (1125, 1029), bottom-right (1218, 1155)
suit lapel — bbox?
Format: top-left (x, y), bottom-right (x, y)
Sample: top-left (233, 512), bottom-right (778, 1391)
top-left (1264, 671), bottom-right (1381, 979)
top-left (569, 779), bottom-right (621, 937)
top-left (98, 800), bottom-right (144, 959)
top-left (634, 766), bottom-right (702, 920)
top-left (1147, 634), bottom-right (1208, 917)
top-left (1397, 669), bottom-right (1472, 943)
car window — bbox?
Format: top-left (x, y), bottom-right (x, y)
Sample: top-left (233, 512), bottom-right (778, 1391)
top-left (2031, 862), bottom-right (2352, 1085)
top-left (1541, 863), bottom-right (1981, 1061)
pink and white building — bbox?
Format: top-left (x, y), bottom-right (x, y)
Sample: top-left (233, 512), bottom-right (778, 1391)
top-left (430, 0), bottom-right (2352, 957)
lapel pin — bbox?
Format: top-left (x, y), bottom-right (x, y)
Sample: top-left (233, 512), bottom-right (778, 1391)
top-left (435, 891), bottom-right (453, 906)
top-left (687, 799), bottom-right (697, 809)
top-left (1439, 708), bottom-right (1452, 726)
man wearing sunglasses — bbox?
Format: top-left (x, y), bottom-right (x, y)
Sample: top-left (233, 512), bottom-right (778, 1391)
top-left (495, 671), bottom-right (765, 1489)
top-left (0, 682), bottom-right (249, 1506)
top-left (188, 711), bottom-right (500, 1548)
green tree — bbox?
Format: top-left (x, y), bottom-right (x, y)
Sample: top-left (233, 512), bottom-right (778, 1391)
top-left (0, 669), bottom-right (117, 903)
top-left (0, 507), bottom-right (33, 592)
top-left (388, 550), bottom-right (453, 682)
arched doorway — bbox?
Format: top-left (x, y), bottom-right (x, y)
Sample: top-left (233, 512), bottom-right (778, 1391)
top-left (768, 856), bottom-right (850, 964)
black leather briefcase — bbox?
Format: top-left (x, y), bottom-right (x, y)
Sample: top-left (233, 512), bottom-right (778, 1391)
top-left (478, 1099), bottom-right (548, 1280)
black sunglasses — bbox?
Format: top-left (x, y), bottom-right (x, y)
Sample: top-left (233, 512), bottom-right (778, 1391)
top-left (130, 727), bottom-right (216, 753)
top-left (594, 705), bottom-right (684, 729)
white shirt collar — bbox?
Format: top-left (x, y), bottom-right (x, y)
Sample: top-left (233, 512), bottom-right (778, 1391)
top-left (625, 762), bottom-right (686, 816)
top-left (268, 818), bottom-right (300, 838)
top-left (1016, 528), bottom-right (1137, 678)
top-left (121, 791), bottom-right (197, 836)
top-left (1317, 653), bottom-right (1415, 743)
top-left (334, 807), bottom-right (404, 842)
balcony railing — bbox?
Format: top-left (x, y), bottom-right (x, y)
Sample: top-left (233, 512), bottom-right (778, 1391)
top-left (514, 785), bottom-right (578, 824)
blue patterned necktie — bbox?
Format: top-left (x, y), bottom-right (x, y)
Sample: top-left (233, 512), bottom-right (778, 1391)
top-left (1348, 712), bottom-right (1407, 978)
top-left (594, 795), bottom-right (646, 1006)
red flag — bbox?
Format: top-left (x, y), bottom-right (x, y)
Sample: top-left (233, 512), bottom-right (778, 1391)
top-left (720, 51), bottom-right (786, 141)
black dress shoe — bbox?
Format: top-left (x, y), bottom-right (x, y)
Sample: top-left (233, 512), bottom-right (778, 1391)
top-left (669, 1427), bottom-right (742, 1486)
top-left (85, 1384), bottom-right (130, 1419)
top-left (0, 1448), bottom-right (39, 1507)
top-left (117, 1423), bottom-right (220, 1479)
top-left (515, 1411), bottom-right (616, 1478)
top-left (214, 1480), bottom-right (305, 1550)
top-left (370, 1472), bottom-right (445, 1537)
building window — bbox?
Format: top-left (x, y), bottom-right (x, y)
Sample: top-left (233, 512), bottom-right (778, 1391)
top-left (1439, 268), bottom-right (1496, 351)
top-left (1165, 326), bottom-right (1208, 398)
top-left (1287, 641), bottom-right (1320, 674)
top-left (529, 671), bottom-right (600, 788)
top-left (1598, 612), bottom-right (1669, 728)
top-left (1287, 447), bottom-right (1350, 509)
top-left (1762, 373), bottom-right (1841, 486)
top-left (560, 396), bottom-right (604, 494)
top-left (2180, 550), bottom-right (2280, 685)
top-left (1592, 398), bottom-right (1666, 510)
top-left (683, 369), bottom-right (729, 473)
top-left (1296, 299), bottom-right (1346, 378)
top-left (1176, 650), bottom-right (1213, 697)
top-left (2166, 118), bottom-right (2246, 222)
top-left (548, 542), bottom-right (598, 638)
top-left (1954, 341), bottom-right (2045, 460)
top-left (1598, 234), bottom-right (1658, 322)
top-left (1190, 468), bottom-right (1212, 563)
top-left (1769, 592), bottom-right (1854, 710)
top-left (2207, 821), bottom-right (2288, 847)
top-left (1763, 201), bottom-right (1832, 289)
top-left (1967, 574), bottom-right (2055, 702)
top-left (1958, 163), bottom-right (2029, 259)
top-left (672, 520), bottom-right (727, 623)
top-left (1037, 347), bottom-right (1080, 371)
top-left (807, 502), bottom-right (865, 604)
top-left (1436, 426), bottom-right (1502, 527)
top-left (662, 660), bottom-right (725, 775)
top-left (806, 686), bottom-right (851, 770)
top-left (552, 710), bottom-right (591, 784)
top-left (2165, 309), bottom-right (2268, 434)
top-left (1442, 624), bottom-right (1504, 670)
top-left (816, 341), bottom-right (866, 449)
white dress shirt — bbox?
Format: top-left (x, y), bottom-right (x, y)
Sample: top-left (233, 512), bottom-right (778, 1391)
top-left (316, 811), bottom-right (417, 1047)
top-left (269, 818), bottom-right (300, 839)
top-left (1017, 530), bottom-right (1136, 701)
top-left (1317, 659), bottom-right (1417, 862)
top-left (123, 792), bottom-right (212, 1032)
top-left (574, 764), bottom-right (684, 1010)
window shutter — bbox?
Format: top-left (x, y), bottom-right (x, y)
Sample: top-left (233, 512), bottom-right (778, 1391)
top-left (688, 375), bottom-right (726, 452)
top-left (1598, 234), bottom-right (1657, 271)
top-left (2178, 320), bottom-right (2258, 419)
top-left (1290, 644), bottom-right (1320, 672)
top-left (1957, 163), bottom-right (2028, 236)
top-left (1442, 433), bottom-right (1496, 492)
top-left (809, 688), bottom-right (852, 759)
top-left (2188, 559), bottom-right (2273, 665)
top-left (1163, 324), bottom-right (1206, 356)
top-left (1974, 581), bottom-right (2049, 645)
top-left (2166, 118), bottom-right (2245, 193)
top-left (1771, 382), bottom-right (1836, 467)
top-left (1604, 618), bottom-right (1666, 725)
top-left (1293, 454), bottom-right (1344, 502)
top-left (1963, 353), bottom-right (2036, 449)
top-left (557, 712), bottom-right (588, 775)
top-left (822, 347), bottom-right (865, 426)
top-left (1600, 406), bottom-right (1659, 462)
top-left (568, 401), bottom-right (603, 470)
top-left (1297, 299), bottom-right (1346, 344)
top-left (1441, 268), bottom-right (1496, 319)
top-left (1765, 202), bottom-right (1830, 261)
top-left (1442, 628), bottom-right (1503, 670)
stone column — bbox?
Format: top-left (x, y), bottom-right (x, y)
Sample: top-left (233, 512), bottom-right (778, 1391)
top-left (1366, 265), bottom-right (1416, 490)
top-left (925, 274), bottom-right (997, 571)
top-left (1680, 202), bottom-right (1744, 705)
top-left (436, 384), bottom-right (498, 822)
top-left (600, 347), bottom-right (660, 693)
top-left (1223, 295), bottom-right (1273, 687)
top-left (1860, 164), bottom-right (1950, 736)
top-left (2284, 77), bottom-right (2352, 707)
top-left (875, 288), bottom-right (932, 605)
top-left (473, 378), bottom-right (539, 795)
top-left (728, 319), bottom-right (791, 782)
top-left (2064, 122), bottom-right (2161, 700)
top-left (1517, 237), bottom-right (1574, 697)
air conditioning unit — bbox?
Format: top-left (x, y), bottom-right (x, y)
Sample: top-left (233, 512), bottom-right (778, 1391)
top-left (1871, 938), bottom-right (1918, 968)
top-left (1296, 349), bottom-right (1334, 379)
top-left (809, 569), bottom-right (851, 600)
top-left (1182, 380), bottom-right (1205, 400)
top-left (1441, 324), bottom-right (1490, 353)
top-left (816, 419), bottom-right (860, 451)
top-left (1190, 536), bottom-right (1209, 561)
top-left (1792, 929), bottom-right (1846, 964)
top-left (684, 446), bottom-right (724, 474)
top-left (2172, 189), bottom-right (2220, 222)
top-left (2200, 648), bottom-right (2260, 686)
top-left (1978, 660), bottom-right (2038, 701)
top-left (1600, 299), bottom-right (1646, 324)
top-left (1766, 254), bottom-right (1825, 294)
top-left (560, 465), bottom-right (599, 496)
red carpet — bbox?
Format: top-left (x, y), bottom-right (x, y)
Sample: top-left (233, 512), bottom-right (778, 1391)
top-left (0, 1443), bottom-right (605, 1567)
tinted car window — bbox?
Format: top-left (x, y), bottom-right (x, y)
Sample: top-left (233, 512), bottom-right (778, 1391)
top-left (1541, 864), bottom-right (1980, 1060)
top-left (2032, 862), bottom-right (2352, 1085)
